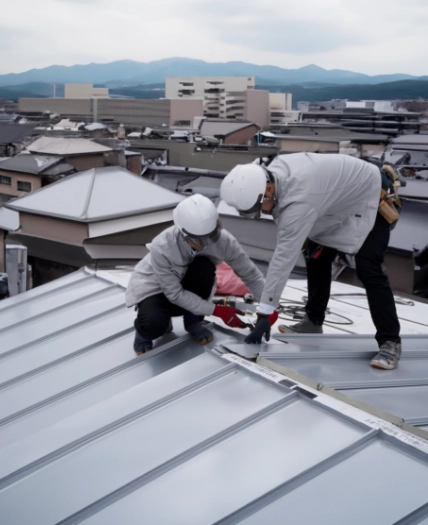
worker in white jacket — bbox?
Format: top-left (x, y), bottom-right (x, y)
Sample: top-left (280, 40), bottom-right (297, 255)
top-left (126, 194), bottom-right (270, 354)
top-left (221, 153), bottom-right (401, 370)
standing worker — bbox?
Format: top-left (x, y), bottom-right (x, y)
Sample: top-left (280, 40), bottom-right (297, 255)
top-left (220, 153), bottom-right (402, 370)
top-left (126, 194), bottom-right (273, 354)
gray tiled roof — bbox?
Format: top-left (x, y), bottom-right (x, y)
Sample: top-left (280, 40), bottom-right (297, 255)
top-left (0, 153), bottom-right (62, 175)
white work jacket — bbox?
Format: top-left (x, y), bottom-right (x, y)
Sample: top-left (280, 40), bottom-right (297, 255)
top-left (125, 226), bottom-right (265, 316)
top-left (260, 153), bottom-right (381, 309)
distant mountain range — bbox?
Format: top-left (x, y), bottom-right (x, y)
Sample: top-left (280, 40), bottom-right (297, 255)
top-left (1, 57), bottom-right (427, 87)
top-left (2, 79), bottom-right (428, 106)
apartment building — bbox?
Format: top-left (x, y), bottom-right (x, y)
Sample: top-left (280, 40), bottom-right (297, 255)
top-left (165, 76), bottom-right (273, 128)
top-left (166, 76), bottom-right (255, 99)
top-left (166, 77), bottom-right (293, 129)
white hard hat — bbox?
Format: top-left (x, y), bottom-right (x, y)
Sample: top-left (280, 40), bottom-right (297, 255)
top-left (220, 164), bottom-right (268, 219)
top-left (173, 194), bottom-right (221, 245)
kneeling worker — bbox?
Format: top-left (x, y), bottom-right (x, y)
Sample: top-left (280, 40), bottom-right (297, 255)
top-left (126, 194), bottom-right (273, 354)
top-left (221, 153), bottom-right (402, 370)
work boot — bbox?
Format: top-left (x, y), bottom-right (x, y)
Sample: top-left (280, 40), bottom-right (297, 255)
top-left (184, 312), bottom-right (213, 344)
top-left (185, 322), bottom-right (214, 345)
top-left (133, 319), bottom-right (173, 356)
top-left (134, 331), bottom-right (153, 356)
top-left (278, 314), bottom-right (323, 334)
top-left (370, 341), bottom-right (402, 370)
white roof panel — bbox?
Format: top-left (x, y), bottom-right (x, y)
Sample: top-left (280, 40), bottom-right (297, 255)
top-left (86, 168), bottom-right (183, 219)
top-left (26, 136), bottom-right (112, 155)
top-left (0, 269), bottom-right (427, 524)
top-left (5, 167), bottom-right (184, 221)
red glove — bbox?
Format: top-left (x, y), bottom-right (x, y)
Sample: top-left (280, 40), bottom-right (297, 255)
top-left (213, 305), bottom-right (246, 328)
top-left (268, 311), bottom-right (279, 326)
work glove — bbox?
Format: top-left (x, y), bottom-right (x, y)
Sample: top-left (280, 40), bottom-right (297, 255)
top-left (244, 311), bottom-right (279, 344)
top-left (213, 305), bottom-right (246, 328)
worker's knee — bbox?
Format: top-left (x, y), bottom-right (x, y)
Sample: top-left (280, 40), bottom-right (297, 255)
top-left (135, 311), bottom-right (170, 340)
top-left (182, 256), bottom-right (216, 297)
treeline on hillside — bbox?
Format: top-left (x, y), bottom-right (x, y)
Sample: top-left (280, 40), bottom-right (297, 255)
top-left (0, 82), bottom-right (65, 101)
top-left (260, 80), bottom-right (428, 103)
top-left (107, 80), bottom-right (428, 104)
top-left (2, 80), bottom-right (428, 105)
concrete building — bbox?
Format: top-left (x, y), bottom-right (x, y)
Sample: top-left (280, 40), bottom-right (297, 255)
top-left (165, 76), bottom-right (255, 99)
top-left (269, 93), bottom-right (294, 126)
top-left (346, 100), bottom-right (397, 112)
top-left (129, 138), bottom-right (278, 172)
top-left (165, 76), bottom-right (270, 128)
top-left (64, 84), bottom-right (109, 99)
top-left (18, 98), bottom-right (203, 127)
top-left (274, 131), bottom-right (388, 157)
top-left (217, 89), bottom-right (270, 128)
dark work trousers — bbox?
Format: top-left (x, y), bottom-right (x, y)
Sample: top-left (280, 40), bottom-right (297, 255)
top-left (135, 256), bottom-right (216, 341)
top-left (305, 213), bottom-right (401, 346)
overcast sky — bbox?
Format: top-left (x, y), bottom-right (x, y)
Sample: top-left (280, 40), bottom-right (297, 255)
top-left (1, 0), bottom-right (427, 76)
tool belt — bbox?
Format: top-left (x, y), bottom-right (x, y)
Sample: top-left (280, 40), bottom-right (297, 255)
top-left (378, 164), bottom-right (401, 225)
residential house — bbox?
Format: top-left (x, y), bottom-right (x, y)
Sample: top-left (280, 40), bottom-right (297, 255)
top-left (26, 136), bottom-right (113, 171)
top-left (5, 166), bottom-right (184, 285)
top-left (0, 153), bottom-right (75, 204)
top-left (198, 119), bottom-right (260, 145)
top-left (0, 123), bottom-right (39, 157)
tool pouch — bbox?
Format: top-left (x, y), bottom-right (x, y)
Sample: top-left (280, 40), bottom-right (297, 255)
top-left (378, 189), bottom-right (400, 225)
top-left (378, 164), bottom-right (402, 227)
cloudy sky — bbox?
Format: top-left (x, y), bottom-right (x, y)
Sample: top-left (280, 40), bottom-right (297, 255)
top-left (1, 0), bottom-right (427, 76)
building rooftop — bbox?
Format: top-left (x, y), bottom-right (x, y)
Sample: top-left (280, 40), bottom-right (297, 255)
top-left (5, 166), bottom-right (184, 222)
top-left (0, 123), bottom-right (38, 144)
top-left (0, 268), bottom-right (427, 523)
top-left (199, 119), bottom-right (258, 138)
top-left (0, 153), bottom-right (67, 175)
top-left (26, 136), bottom-right (113, 156)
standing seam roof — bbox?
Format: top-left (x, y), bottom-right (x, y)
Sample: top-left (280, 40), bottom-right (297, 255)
top-left (0, 269), bottom-right (427, 524)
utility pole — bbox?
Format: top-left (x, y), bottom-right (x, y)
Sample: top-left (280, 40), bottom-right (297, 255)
top-left (52, 84), bottom-right (56, 98)
top-left (93, 97), bottom-right (98, 123)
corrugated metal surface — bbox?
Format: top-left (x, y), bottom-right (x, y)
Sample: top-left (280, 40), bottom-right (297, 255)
top-left (1, 269), bottom-right (428, 524)
top-left (254, 334), bottom-right (428, 428)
